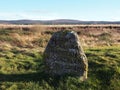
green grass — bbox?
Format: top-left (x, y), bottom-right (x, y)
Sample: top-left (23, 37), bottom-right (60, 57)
top-left (0, 46), bottom-right (120, 90)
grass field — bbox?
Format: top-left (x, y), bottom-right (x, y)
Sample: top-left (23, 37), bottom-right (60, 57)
top-left (0, 46), bottom-right (120, 90)
top-left (0, 25), bottom-right (120, 90)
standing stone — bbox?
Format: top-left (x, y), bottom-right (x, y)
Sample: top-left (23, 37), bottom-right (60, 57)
top-left (44, 30), bottom-right (88, 81)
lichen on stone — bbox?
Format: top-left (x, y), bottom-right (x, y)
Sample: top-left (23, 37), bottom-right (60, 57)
top-left (44, 30), bottom-right (88, 81)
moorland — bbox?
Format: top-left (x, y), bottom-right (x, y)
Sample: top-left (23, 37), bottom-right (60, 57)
top-left (0, 24), bottom-right (120, 90)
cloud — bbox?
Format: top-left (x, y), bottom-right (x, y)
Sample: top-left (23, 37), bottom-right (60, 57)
top-left (0, 11), bottom-right (61, 20)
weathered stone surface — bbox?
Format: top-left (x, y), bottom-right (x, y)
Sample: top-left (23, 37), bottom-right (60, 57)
top-left (44, 30), bottom-right (88, 80)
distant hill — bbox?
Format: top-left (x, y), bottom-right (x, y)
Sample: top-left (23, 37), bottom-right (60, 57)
top-left (0, 19), bottom-right (120, 24)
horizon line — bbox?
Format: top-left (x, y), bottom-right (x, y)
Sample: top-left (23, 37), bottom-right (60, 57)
top-left (0, 19), bottom-right (120, 22)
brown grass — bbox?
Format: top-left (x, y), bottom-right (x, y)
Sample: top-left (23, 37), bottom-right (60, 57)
top-left (0, 24), bottom-right (120, 50)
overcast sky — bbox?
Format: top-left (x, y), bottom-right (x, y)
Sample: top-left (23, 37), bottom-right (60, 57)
top-left (0, 0), bottom-right (120, 21)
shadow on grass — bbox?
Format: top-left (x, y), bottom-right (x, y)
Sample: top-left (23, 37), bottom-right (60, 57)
top-left (86, 52), bottom-right (117, 87)
top-left (0, 50), bottom-right (118, 89)
top-left (0, 72), bottom-right (46, 82)
top-left (0, 72), bottom-right (64, 88)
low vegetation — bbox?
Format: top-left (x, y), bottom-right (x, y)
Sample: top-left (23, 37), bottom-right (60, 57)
top-left (0, 25), bottom-right (120, 48)
top-left (0, 25), bottom-right (120, 90)
top-left (0, 46), bottom-right (120, 90)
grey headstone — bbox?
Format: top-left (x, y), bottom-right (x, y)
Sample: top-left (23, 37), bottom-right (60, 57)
top-left (44, 30), bottom-right (88, 81)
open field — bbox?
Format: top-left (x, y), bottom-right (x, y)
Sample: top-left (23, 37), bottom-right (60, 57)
top-left (0, 24), bottom-right (120, 90)
top-left (0, 24), bottom-right (120, 48)
top-left (0, 46), bottom-right (120, 90)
